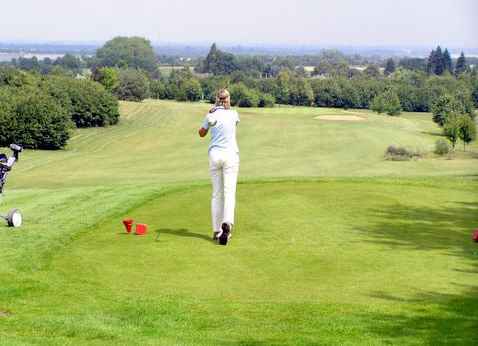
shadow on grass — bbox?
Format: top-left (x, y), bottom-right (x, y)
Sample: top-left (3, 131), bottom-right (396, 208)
top-left (357, 202), bottom-right (478, 259)
top-left (421, 130), bottom-right (444, 137)
top-left (358, 201), bottom-right (478, 344)
top-left (365, 287), bottom-right (478, 345)
top-left (155, 228), bottom-right (212, 243)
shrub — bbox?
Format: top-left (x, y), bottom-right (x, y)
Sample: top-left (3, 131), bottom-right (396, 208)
top-left (45, 77), bottom-right (120, 127)
top-left (371, 90), bottom-right (402, 116)
top-left (385, 145), bottom-right (421, 161)
top-left (150, 80), bottom-right (167, 99)
top-left (434, 139), bottom-right (450, 155)
top-left (92, 67), bottom-right (119, 93)
top-left (0, 67), bottom-right (37, 88)
top-left (116, 69), bottom-right (150, 102)
top-left (457, 115), bottom-right (477, 151)
top-left (258, 93), bottom-right (275, 108)
top-left (443, 113), bottom-right (460, 148)
top-left (176, 79), bottom-right (202, 102)
top-left (0, 87), bottom-right (72, 149)
top-left (230, 83), bottom-right (259, 107)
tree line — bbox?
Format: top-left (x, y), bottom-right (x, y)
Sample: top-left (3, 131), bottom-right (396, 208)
top-left (1, 37), bottom-right (477, 151)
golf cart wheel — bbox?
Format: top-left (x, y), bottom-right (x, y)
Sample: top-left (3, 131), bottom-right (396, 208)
top-left (7, 209), bottom-right (22, 228)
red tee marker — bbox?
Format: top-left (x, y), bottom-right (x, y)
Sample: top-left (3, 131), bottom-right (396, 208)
top-left (136, 223), bottom-right (148, 236)
top-left (473, 229), bottom-right (478, 242)
top-left (122, 219), bottom-right (134, 233)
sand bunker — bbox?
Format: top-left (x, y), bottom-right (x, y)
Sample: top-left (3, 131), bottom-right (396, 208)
top-left (315, 115), bottom-right (366, 121)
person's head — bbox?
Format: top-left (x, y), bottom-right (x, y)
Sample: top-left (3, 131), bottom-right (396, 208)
top-left (215, 89), bottom-right (231, 109)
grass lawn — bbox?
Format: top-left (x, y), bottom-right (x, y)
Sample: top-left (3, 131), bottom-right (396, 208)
top-left (0, 100), bottom-right (477, 345)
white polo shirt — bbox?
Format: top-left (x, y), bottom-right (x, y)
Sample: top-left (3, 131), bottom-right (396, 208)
top-left (202, 107), bottom-right (240, 154)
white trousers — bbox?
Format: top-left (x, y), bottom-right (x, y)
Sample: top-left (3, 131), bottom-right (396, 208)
top-left (209, 150), bottom-right (240, 232)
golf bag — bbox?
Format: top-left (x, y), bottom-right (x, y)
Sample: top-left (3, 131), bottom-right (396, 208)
top-left (0, 144), bottom-right (23, 227)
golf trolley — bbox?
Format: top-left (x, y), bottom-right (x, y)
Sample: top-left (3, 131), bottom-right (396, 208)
top-left (0, 144), bottom-right (23, 228)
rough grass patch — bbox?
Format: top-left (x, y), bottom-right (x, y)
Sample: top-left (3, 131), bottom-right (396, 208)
top-left (385, 145), bottom-right (422, 161)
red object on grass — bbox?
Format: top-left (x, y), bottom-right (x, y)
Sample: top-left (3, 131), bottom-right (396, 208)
top-left (122, 219), bottom-right (134, 233)
top-left (473, 230), bottom-right (478, 242)
top-left (136, 223), bottom-right (148, 236)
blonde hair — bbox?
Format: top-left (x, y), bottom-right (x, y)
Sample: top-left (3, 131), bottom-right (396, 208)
top-left (215, 89), bottom-right (231, 109)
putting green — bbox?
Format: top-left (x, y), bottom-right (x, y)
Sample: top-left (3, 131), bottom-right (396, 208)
top-left (2, 179), bottom-right (477, 345)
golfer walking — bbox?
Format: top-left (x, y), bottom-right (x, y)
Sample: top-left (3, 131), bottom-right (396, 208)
top-left (198, 89), bottom-right (240, 245)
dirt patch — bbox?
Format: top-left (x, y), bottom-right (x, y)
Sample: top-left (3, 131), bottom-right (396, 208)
top-left (0, 310), bottom-right (12, 318)
top-left (315, 115), bottom-right (366, 121)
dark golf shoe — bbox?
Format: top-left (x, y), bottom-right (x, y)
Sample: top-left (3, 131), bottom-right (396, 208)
top-left (218, 223), bottom-right (232, 246)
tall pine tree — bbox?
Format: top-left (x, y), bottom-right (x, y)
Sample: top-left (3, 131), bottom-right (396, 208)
top-left (455, 52), bottom-right (468, 76)
top-left (443, 48), bottom-right (453, 73)
top-left (434, 46), bottom-right (445, 75)
top-left (426, 49), bottom-right (436, 74)
top-left (427, 46), bottom-right (446, 75)
top-left (384, 58), bottom-right (396, 76)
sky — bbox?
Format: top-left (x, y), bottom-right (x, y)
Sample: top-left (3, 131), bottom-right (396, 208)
top-left (0, 0), bottom-right (476, 47)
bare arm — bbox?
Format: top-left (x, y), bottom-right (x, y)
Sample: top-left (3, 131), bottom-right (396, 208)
top-left (198, 127), bottom-right (208, 138)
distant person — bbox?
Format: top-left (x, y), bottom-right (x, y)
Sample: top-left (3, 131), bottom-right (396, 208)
top-left (198, 89), bottom-right (240, 246)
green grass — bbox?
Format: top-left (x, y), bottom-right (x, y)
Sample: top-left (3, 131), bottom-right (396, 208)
top-left (0, 100), bottom-right (477, 345)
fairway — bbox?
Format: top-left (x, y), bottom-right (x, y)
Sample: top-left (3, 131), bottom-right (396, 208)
top-left (0, 100), bottom-right (477, 345)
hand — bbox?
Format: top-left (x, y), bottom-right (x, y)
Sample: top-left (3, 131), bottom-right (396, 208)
top-left (207, 115), bottom-right (217, 127)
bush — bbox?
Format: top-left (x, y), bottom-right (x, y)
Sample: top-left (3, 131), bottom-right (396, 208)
top-left (258, 93), bottom-right (275, 108)
top-left (116, 69), bottom-right (150, 102)
top-left (0, 67), bottom-right (37, 88)
top-left (150, 80), bottom-right (167, 99)
top-left (457, 115), bottom-right (477, 151)
top-left (385, 145), bottom-right (421, 161)
top-left (230, 83), bottom-right (259, 107)
top-left (371, 90), bottom-right (402, 116)
top-left (45, 77), bottom-right (120, 127)
top-left (0, 87), bottom-right (72, 149)
top-left (434, 139), bottom-right (450, 155)
top-left (443, 114), bottom-right (460, 148)
top-left (176, 79), bottom-right (202, 102)
top-left (92, 67), bottom-right (119, 93)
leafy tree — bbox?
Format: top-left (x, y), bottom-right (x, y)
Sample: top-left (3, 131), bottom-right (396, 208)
top-left (44, 77), bottom-right (120, 127)
top-left (443, 114), bottom-right (460, 149)
top-left (472, 78), bottom-right (478, 107)
top-left (200, 76), bottom-right (230, 103)
top-left (0, 67), bottom-right (37, 87)
top-left (116, 69), bottom-right (150, 102)
top-left (457, 115), bottom-right (477, 151)
top-left (275, 69), bottom-right (291, 104)
top-left (455, 52), bottom-right (468, 76)
top-left (289, 78), bottom-right (314, 106)
top-left (199, 43), bottom-right (239, 75)
top-left (258, 93), bottom-right (275, 108)
top-left (92, 67), bottom-right (120, 93)
top-left (176, 79), bottom-right (202, 102)
top-left (230, 83), bottom-right (259, 107)
top-left (364, 65), bottom-right (381, 78)
top-left (398, 58), bottom-right (427, 71)
top-left (150, 80), bottom-right (167, 99)
top-left (55, 54), bottom-right (83, 73)
top-left (95, 37), bottom-right (157, 73)
top-left (371, 90), bottom-right (401, 116)
top-left (431, 94), bottom-right (462, 127)
top-left (0, 87), bottom-right (72, 149)
top-left (384, 58), bottom-right (396, 76)
top-left (371, 93), bottom-right (386, 114)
